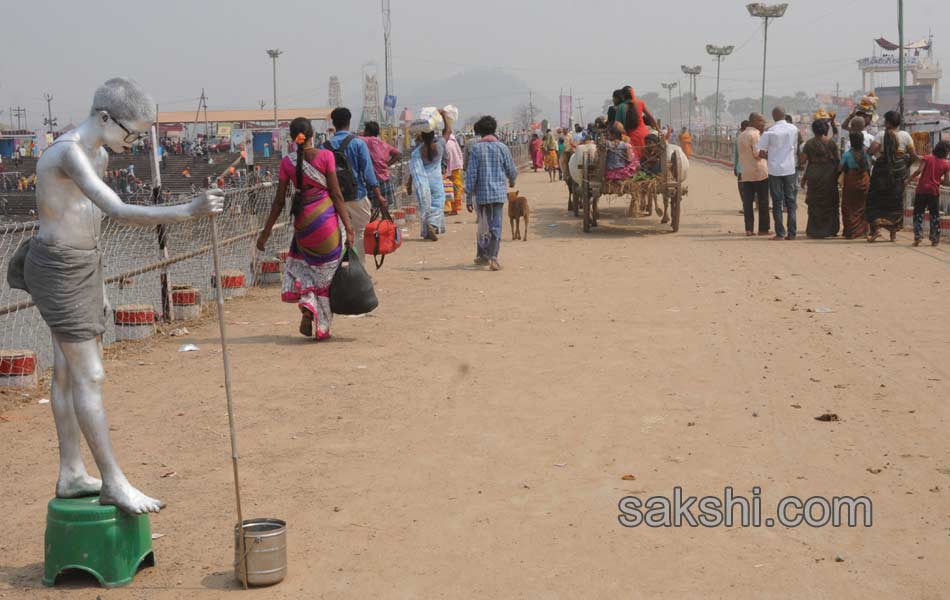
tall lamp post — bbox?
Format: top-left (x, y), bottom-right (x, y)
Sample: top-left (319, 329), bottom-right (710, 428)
top-left (746, 3), bottom-right (789, 114)
top-left (680, 65), bottom-right (702, 134)
top-left (706, 45), bottom-right (734, 157)
top-left (898, 0), bottom-right (905, 118)
top-left (660, 82), bottom-right (678, 130)
top-left (266, 49), bottom-right (283, 128)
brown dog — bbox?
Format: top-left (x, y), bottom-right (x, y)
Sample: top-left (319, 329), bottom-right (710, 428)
top-left (507, 190), bottom-right (529, 241)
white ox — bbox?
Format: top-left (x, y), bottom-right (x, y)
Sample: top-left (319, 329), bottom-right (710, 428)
top-left (567, 140), bottom-right (689, 224)
top-left (568, 142), bottom-right (689, 189)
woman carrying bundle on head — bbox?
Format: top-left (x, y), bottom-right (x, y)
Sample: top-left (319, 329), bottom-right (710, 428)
top-left (839, 131), bottom-right (871, 239)
top-left (256, 117), bottom-right (354, 340)
top-left (408, 122), bottom-right (447, 241)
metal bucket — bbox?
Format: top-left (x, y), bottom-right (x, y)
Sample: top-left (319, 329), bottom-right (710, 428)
top-left (234, 518), bottom-right (286, 586)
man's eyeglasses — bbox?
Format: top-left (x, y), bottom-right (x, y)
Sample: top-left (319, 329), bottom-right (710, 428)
top-left (97, 110), bottom-right (148, 144)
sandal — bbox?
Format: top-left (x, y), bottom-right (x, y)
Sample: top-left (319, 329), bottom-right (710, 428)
top-left (299, 314), bottom-right (313, 337)
top-left (489, 260), bottom-right (501, 271)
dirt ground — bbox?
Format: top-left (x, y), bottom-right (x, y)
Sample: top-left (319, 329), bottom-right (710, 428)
top-left (2, 162), bottom-right (949, 599)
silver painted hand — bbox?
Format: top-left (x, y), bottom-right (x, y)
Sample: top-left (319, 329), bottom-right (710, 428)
top-left (188, 188), bottom-right (225, 218)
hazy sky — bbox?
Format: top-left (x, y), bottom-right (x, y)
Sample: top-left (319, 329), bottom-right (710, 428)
top-left (2, 0), bottom-right (946, 127)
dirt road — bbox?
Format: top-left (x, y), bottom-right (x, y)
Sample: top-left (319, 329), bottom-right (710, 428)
top-left (2, 162), bottom-right (949, 599)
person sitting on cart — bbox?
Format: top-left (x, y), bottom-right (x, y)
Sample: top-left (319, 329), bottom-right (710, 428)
top-left (638, 133), bottom-right (663, 177)
top-left (605, 123), bottom-right (639, 180)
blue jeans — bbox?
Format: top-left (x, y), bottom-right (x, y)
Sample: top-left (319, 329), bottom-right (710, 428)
top-left (769, 174), bottom-right (798, 238)
top-left (476, 203), bottom-right (505, 260)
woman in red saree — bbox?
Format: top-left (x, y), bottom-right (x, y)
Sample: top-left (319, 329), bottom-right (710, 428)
top-left (619, 86), bottom-right (655, 160)
top-left (529, 134), bottom-right (543, 171)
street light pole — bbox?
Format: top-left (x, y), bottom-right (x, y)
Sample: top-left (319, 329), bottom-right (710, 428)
top-left (661, 82), bottom-right (678, 131)
top-left (681, 65), bottom-right (702, 134)
top-left (678, 83), bottom-right (683, 128)
top-left (706, 45), bottom-right (734, 157)
top-left (747, 3), bottom-right (789, 114)
top-left (266, 49), bottom-right (283, 129)
top-left (761, 17), bottom-right (769, 113)
top-left (898, 0), bottom-right (905, 118)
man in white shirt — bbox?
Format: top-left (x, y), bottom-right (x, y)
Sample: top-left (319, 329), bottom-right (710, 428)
top-left (757, 107), bottom-right (800, 240)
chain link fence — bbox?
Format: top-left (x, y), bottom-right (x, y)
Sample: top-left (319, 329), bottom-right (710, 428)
top-left (0, 141), bottom-right (531, 372)
top-left (0, 183), bottom-right (289, 370)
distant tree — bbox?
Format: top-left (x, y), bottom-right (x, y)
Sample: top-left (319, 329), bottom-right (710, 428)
top-left (728, 97), bottom-right (760, 120)
top-left (512, 103), bottom-right (532, 131)
top-left (462, 113), bottom-right (484, 131)
top-left (702, 93), bottom-right (727, 115)
top-left (639, 92), bottom-right (662, 107)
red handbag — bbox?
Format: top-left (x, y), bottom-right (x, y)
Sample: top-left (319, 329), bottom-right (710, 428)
top-left (363, 205), bottom-right (402, 269)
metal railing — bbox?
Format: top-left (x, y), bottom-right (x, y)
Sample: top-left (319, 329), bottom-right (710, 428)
top-left (0, 140), bottom-right (531, 370)
top-left (0, 183), bottom-right (288, 369)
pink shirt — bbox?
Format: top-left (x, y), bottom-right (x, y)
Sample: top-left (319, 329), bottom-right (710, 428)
top-left (360, 136), bottom-right (399, 182)
top-left (279, 149), bottom-right (335, 198)
top-left (445, 134), bottom-right (464, 172)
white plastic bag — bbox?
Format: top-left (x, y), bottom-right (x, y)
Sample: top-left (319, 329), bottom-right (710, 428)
top-left (442, 105), bottom-right (459, 127)
top-left (418, 107), bottom-right (445, 132)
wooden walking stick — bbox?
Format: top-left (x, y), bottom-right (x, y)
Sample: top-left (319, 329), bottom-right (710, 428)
top-left (208, 205), bottom-right (250, 590)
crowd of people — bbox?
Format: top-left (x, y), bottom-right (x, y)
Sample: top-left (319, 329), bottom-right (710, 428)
top-left (735, 100), bottom-right (950, 245)
top-left (0, 172), bottom-right (36, 193)
top-left (254, 105), bottom-right (517, 340)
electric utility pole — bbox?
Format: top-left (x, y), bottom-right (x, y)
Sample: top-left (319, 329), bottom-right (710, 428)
top-left (267, 49), bottom-right (283, 128)
top-left (43, 93), bottom-right (57, 135)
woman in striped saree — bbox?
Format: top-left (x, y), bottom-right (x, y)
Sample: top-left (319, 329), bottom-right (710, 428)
top-left (256, 117), bottom-right (354, 339)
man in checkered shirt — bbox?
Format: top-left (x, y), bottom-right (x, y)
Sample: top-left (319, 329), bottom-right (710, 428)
top-left (465, 115), bottom-right (518, 271)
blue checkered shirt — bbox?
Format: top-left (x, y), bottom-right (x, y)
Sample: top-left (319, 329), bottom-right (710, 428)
top-left (465, 140), bottom-right (517, 206)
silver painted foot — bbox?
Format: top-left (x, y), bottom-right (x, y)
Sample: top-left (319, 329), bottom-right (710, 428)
top-left (100, 482), bottom-right (165, 514)
top-left (55, 471), bottom-right (103, 498)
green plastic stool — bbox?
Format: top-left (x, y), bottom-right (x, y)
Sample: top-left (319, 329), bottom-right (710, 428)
top-left (43, 496), bottom-right (154, 588)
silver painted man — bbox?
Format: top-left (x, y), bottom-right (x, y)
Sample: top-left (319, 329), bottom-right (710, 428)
top-left (8, 78), bottom-right (223, 514)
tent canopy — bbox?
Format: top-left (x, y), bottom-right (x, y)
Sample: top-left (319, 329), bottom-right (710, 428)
top-left (875, 37), bottom-right (932, 51)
